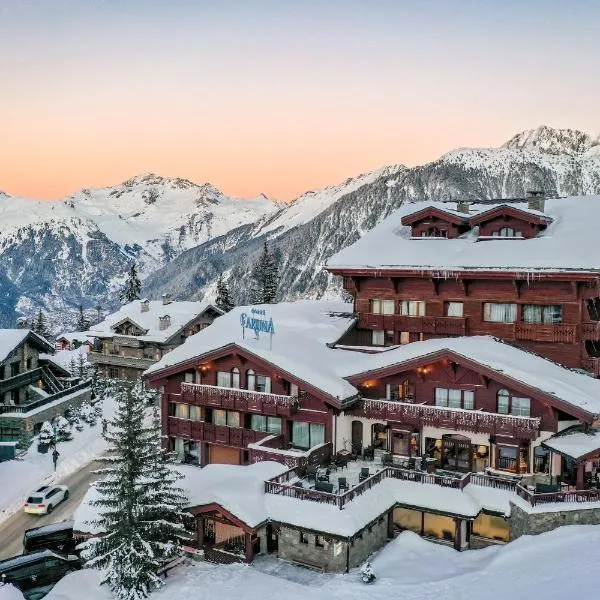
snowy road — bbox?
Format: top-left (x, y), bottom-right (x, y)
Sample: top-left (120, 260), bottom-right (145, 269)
top-left (0, 462), bottom-right (99, 560)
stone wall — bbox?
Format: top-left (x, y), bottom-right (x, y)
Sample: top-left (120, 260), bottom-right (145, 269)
top-left (509, 500), bottom-right (600, 539)
top-left (277, 515), bottom-right (390, 573)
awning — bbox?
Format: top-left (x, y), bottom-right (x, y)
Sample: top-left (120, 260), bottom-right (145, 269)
top-left (542, 427), bottom-right (600, 462)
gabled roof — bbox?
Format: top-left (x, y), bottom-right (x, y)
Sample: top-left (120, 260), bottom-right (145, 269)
top-left (110, 316), bottom-right (149, 334)
top-left (469, 204), bottom-right (553, 227)
top-left (326, 196), bottom-right (600, 274)
top-left (87, 299), bottom-right (222, 344)
top-left (0, 330), bottom-right (54, 364)
top-left (400, 205), bottom-right (470, 227)
top-left (542, 427), bottom-right (600, 461)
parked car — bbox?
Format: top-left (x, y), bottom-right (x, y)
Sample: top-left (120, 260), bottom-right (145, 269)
top-left (24, 485), bottom-right (69, 515)
top-left (23, 521), bottom-right (78, 555)
top-left (0, 549), bottom-right (80, 599)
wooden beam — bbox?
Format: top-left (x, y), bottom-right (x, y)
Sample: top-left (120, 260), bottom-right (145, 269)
top-left (431, 278), bottom-right (440, 296)
top-left (571, 281), bottom-right (579, 300)
top-left (387, 277), bottom-right (401, 293)
top-left (478, 374), bottom-right (489, 388)
top-left (351, 276), bottom-right (361, 292)
top-left (512, 280), bottom-right (522, 298)
top-left (459, 279), bottom-right (470, 297)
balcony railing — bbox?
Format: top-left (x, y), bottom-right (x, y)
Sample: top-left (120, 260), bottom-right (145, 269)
top-left (515, 323), bottom-right (577, 344)
top-left (582, 323), bottom-right (600, 340)
top-left (88, 351), bottom-right (155, 369)
top-left (180, 383), bottom-right (298, 417)
top-left (357, 313), bottom-right (467, 336)
top-left (349, 399), bottom-right (541, 439)
top-left (582, 358), bottom-right (600, 377)
top-left (167, 416), bottom-right (269, 448)
top-left (0, 381), bottom-right (91, 415)
top-left (516, 483), bottom-right (600, 507)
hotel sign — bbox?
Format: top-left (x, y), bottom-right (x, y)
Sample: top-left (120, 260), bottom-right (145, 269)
top-left (240, 308), bottom-right (275, 345)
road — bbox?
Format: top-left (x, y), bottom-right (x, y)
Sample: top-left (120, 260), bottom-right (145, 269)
top-left (0, 462), bottom-right (100, 560)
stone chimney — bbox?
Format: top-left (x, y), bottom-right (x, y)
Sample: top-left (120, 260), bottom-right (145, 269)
top-left (158, 315), bottom-right (171, 331)
top-left (526, 191), bottom-right (545, 213)
top-left (162, 293), bottom-right (173, 306)
top-left (456, 200), bottom-right (470, 214)
top-left (140, 299), bottom-right (150, 313)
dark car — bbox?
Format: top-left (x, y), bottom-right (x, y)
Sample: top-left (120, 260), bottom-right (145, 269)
top-left (0, 549), bottom-right (80, 598)
top-left (23, 521), bottom-right (78, 555)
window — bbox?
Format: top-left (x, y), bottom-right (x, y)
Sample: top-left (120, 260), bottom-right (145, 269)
top-left (315, 535), bottom-right (328, 548)
top-left (483, 303), bottom-right (517, 323)
top-left (386, 380), bottom-right (415, 401)
top-left (522, 305), bottom-right (562, 324)
top-left (232, 368), bottom-right (240, 389)
top-left (108, 367), bottom-right (119, 379)
top-left (587, 297), bottom-right (600, 321)
top-left (370, 299), bottom-right (395, 315)
top-left (217, 371), bottom-right (231, 388)
top-left (492, 227), bottom-right (522, 238)
top-left (445, 302), bottom-right (464, 317)
top-left (497, 389), bottom-right (530, 416)
top-left (214, 410), bottom-right (240, 427)
top-left (250, 415), bottom-right (282, 434)
top-left (399, 331), bottom-right (410, 345)
top-left (184, 371), bottom-right (195, 383)
top-left (143, 347), bottom-right (154, 359)
top-left (384, 330), bottom-right (394, 346)
top-left (10, 362), bottom-right (20, 377)
top-left (26, 357), bottom-right (32, 370)
top-left (300, 532), bottom-right (308, 544)
top-left (190, 405), bottom-right (202, 421)
top-left (372, 330), bottom-right (385, 346)
top-left (255, 375), bottom-right (271, 393)
top-left (421, 227), bottom-right (447, 238)
top-left (435, 388), bottom-right (474, 410)
top-left (247, 369), bottom-right (256, 391)
top-left (497, 446), bottom-right (518, 471)
top-left (400, 300), bottom-right (425, 316)
top-left (170, 403), bottom-right (189, 419)
top-left (292, 421), bottom-right (325, 449)
top-left (534, 446), bottom-right (550, 474)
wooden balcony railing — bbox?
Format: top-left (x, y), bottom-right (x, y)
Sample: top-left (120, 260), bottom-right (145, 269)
top-left (582, 323), bottom-right (600, 340)
top-left (357, 313), bottom-right (467, 336)
top-left (249, 440), bottom-right (333, 472)
top-left (348, 399), bottom-right (541, 439)
top-left (515, 323), bottom-right (577, 344)
top-left (516, 483), bottom-right (600, 507)
top-left (166, 417), bottom-right (269, 448)
top-left (88, 351), bottom-right (156, 369)
top-left (582, 358), bottom-right (600, 377)
top-left (180, 383), bottom-right (298, 417)
top-left (0, 381), bottom-right (91, 415)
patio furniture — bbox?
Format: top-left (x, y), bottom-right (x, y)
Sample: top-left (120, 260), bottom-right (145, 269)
top-left (363, 446), bottom-right (374, 461)
top-left (306, 465), bottom-right (318, 482)
top-left (317, 468), bottom-right (330, 482)
top-left (338, 476), bottom-right (349, 492)
top-left (407, 457), bottom-right (416, 470)
top-left (359, 467), bottom-right (370, 483)
top-left (535, 483), bottom-right (560, 494)
top-left (315, 481), bottom-right (334, 493)
top-left (335, 453), bottom-right (348, 470)
top-left (328, 461), bottom-right (339, 472)
top-left (382, 453), bottom-right (393, 466)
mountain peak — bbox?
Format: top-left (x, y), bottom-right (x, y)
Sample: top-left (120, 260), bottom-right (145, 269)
top-left (119, 172), bottom-right (203, 191)
top-left (501, 125), bottom-right (600, 155)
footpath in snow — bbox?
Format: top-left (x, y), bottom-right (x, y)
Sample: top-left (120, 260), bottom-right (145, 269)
top-left (0, 396), bottom-right (116, 526)
top-left (3, 525), bottom-right (594, 600)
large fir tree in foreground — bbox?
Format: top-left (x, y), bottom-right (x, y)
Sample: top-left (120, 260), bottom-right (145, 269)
top-left (119, 264), bottom-right (142, 304)
top-left (215, 273), bottom-right (235, 313)
top-left (82, 385), bottom-right (189, 600)
top-left (250, 242), bottom-right (279, 304)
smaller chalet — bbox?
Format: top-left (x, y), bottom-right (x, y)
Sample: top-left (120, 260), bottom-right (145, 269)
top-left (0, 330), bottom-right (91, 445)
top-left (55, 332), bottom-right (94, 351)
top-left (88, 295), bottom-right (222, 381)
top-left (469, 204), bottom-right (553, 239)
top-left (400, 205), bottom-right (470, 239)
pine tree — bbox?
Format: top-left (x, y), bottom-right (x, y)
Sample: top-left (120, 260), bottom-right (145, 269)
top-left (250, 242), bottom-right (279, 304)
top-left (215, 273), bottom-right (234, 313)
top-left (76, 305), bottom-right (91, 332)
top-left (32, 310), bottom-right (51, 340)
top-left (119, 264), bottom-right (142, 304)
top-left (81, 385), bottom-right (189, 600)
top-left (75, 352), bottom-right (89, 379)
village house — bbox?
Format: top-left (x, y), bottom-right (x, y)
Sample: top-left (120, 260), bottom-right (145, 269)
top-left (0, 330), bottom-right (91, 445)
top-left (87, 294), bottom-right (222, 380)
top-left (139, 195), bottom-right (600, 571)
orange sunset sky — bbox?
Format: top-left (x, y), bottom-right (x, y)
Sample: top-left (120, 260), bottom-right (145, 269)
top-left (0, 0), bottom-right (598, 201)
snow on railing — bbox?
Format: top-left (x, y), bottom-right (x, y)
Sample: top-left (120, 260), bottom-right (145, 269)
top-left (181, 382), bottom-right (298, 407)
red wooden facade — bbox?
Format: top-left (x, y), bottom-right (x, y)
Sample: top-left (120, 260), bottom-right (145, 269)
top-left (148, 346), bottom-right (338, 466)
top-left (327, 268), bottom-right (600, 373)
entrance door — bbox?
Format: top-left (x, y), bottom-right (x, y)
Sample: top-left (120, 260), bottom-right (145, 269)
top-left (441, 435), bottom-right (473, 472)
top-left (266, 524), bottom-right (278, 553)
top-left (351, 420), bottom-right (363, 454)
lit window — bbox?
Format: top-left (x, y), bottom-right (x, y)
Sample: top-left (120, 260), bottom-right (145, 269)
top-left (399, 331), bottom-right (410, 345)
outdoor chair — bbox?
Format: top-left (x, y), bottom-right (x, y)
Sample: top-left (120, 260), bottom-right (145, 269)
top-left (382, 453), bottom-right (393, 466)
top-left (317, 468), bottom-right (330, 482)
top-left (306, 465), bottom-right (318, 482)
top-left (338, 476), bottom-right (349, 492)
top-left (363, 446), bottom-right (374, 461)
top-left (335, 454), bottom-right (348, 470)
top-left (315, 481), bottom-right (334, 493)
top-left (407, 457), bottom-right (416, 470)
top-left (359, 467), bottom-right (370, 483)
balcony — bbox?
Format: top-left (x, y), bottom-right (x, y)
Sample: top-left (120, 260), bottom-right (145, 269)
top-left (582, 358), bottom-right (600, 377)
top-left (0, 381), bottom-right (91, 415)
top-left (357, 313), bottom-right (467, 336)
top-left (180, 383), bottom-right (298, 417)
top-left (582, 323), bottom-right (600, 340)
top-left (515, 323), bottom-right (577, 344)
top-left (88, 351), bottom-right (155, 370)
top-left (166, 417), bottom-right (269, 448)
top-left (349, 398), bottom-right (541, 439)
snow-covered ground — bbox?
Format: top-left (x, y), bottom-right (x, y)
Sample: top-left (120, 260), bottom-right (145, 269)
top-left (0, 395), bottom-right (116, 526)
top-left (11, 525), bottom-right (596, 600)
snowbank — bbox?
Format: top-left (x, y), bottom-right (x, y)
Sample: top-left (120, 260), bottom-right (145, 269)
top-left (0, 585), bottom-right (25, 600)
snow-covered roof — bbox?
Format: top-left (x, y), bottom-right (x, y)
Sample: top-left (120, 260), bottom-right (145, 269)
top-left (0, 329), bottom-right (53, 364)
top-left (327, 196), bottom-right (600, 274)
top-left (542, 428), bottom-right (600, 460)
top-left (87, 300), bottom-right (221, 344)
top-left (40, 347), bottom-right (88, 373)
top-left (145, 301), bottom-right (359, 401)
top-left (56, 331), bottom-right (94, 344)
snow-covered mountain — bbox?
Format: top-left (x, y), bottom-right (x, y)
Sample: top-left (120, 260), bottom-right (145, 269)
top-left (3, 126), bottom-right (600, 331)
top-left (142, 126), bottom-right (600, 306)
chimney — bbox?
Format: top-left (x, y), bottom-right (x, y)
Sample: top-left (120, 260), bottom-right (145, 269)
top-left (162, 293), bottom-right (173, 306)
top-left (140, 299), bottom-right (150, 313)
top-left (526, 190), bottom-right (545, 213)
top-left (456, 200), bottom-right (470, 214)
top-left (158, 315), bottom-right (171, 331)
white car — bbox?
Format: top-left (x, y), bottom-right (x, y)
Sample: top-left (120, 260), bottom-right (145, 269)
top-left (24, 485), bottom-right (70, 515)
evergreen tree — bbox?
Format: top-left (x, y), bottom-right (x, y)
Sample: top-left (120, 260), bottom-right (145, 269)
top-left (76, 305), bottom-right (91, 332)
top-left (250, 242), bottom-right (279, 304)
top-left (32, 310), bottom-right (51, 340)
top-left (16, 317), bottom-right (29, 329)
top-left (75, 352), bottom-right (89, 379)
top-left (81, 385), bottom-right (189, 600)
top-left (119, 264), bottom-right (142, 304)
top-left (215, 273), bottom-right (234, 313)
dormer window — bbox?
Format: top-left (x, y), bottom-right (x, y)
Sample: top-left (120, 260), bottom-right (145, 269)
top-left (492, 227), bottom-right (522, 238)
top-left (421, 227), bottom-right (448, 238)
top-left (470, 205), bottom-right (552, 240)
top-left (401, 206), bottom-right (470, 239)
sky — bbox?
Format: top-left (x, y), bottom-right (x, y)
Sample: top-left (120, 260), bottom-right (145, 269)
top-left (0, 0), bottom-right (599, 201)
